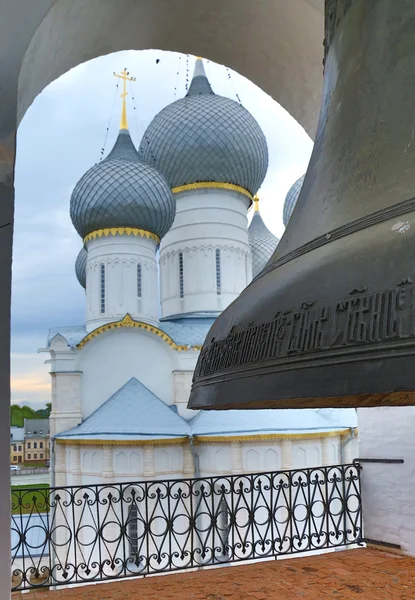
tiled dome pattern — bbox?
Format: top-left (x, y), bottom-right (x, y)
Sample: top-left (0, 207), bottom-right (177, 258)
top-left (70, 130), bottom-right (175, 240)
top-left (75, 246), bottom-right (87, 289)
top-left (248, 211), bottom-right (279, 278)
top-left (138, 95), bottom-right (268, 195)
top-left (283, 174), bottom-right (305, 227)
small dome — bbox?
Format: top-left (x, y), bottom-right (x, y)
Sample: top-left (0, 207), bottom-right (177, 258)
top-left (75, 246), bottom-right (87, 289)
top-left (248, 200), bottom-right (279, 278)
top-left (283, 174), bottom-right (305, 227)
top-left (139, 59), bottom-right (268, 196)
top-left (70, 129), bottom-right (175, 240)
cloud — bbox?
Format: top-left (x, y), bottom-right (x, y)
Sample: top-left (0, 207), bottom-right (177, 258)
top-left (10, 353), bottom-right (50, 407)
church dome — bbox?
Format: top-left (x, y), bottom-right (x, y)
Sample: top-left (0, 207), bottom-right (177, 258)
top-left (75, 246), bottom-right (87, 289)
top-left (70, 128), bottom-right (175, 240)
top-left (283, 174), bottom-right (305, 227)
top-left (248, 198), bottom-right (279, 278)
top-left (138, 58), bottom-right (268, 196)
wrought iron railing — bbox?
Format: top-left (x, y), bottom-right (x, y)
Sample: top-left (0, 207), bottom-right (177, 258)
top-left (11, 463), bottom-right (362, 591)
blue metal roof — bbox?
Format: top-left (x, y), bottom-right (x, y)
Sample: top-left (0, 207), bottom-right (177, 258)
top-left (161, 318), bottom-right (215, 347)
top-left (188, 409), bottom-right (355, 437)
top-left (56, 374), bottom-right (357, 442)
top-left (56, 378), bottom-right (189, 440)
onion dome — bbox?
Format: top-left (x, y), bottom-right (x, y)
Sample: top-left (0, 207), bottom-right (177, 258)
top-left (138, 58), bottom-right (268, 196)
top-left (75, 246), bottom-right (87, 289)
top-left (248, 197), bottom-right (279, 278)
top-left (283, 174), bottom-right (305, 227)
top-left (70, 70), bottom-right (175, 241)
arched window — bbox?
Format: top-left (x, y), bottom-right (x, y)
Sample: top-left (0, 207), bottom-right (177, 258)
top-left (216, 249), bottom-right (221, 295)
top-left (137, 263), bottom-right (142, 298)
top-left (179, 252), bottom-right (184, 298)
top-left (100, 263), bottom-right (105, 313)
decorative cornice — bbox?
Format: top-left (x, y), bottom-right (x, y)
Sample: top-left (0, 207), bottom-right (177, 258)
top-left (55, 429), bottom-right (356, 446)
top-left (77, 313), bottom-right (202, 351)
top-left (193, 429), bottom-right (353, 443)
top-left (84, 227), bottom-right (160, 245)
top-left (56, 437), bottom-right (188, 447)
top-left (172, 181), bottom-right (253, 201)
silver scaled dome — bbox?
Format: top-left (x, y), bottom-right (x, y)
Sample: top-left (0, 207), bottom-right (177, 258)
top-left (248, 200), bottom-right (279, 278)
top-left (138, 59), bottom-right (268, 196)
top-left (75, 246), bottom-right (87, 289)
top-left (283, 174), bottom-right (305, 227)
top-left (70, 128), bottom-right (175, 240)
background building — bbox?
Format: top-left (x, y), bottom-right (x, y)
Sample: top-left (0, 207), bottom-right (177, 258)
top-left (10, 427), bottom-right (24, 465)
top-left (23, 419), bottom-right (50, 464)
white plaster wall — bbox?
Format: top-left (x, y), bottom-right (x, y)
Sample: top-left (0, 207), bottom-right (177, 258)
top-left (160, 189), bottom-right (251, 318)
top-left (70, 444), bottom-right (186, 485)
top-left (358, 407), bottom-right (415, 554)
top-left (78, 328), bottom-right (179, 418)
top-left (85, 234), bottom-right (158, 331)
top-left (173, 370), bottom-right (199, 419)
top-left (196, 436), bottom-right (344, 478)
top-left (47, 336), bottom-right (83, 437)
top-left (50, 373), bottom-right (82, 437)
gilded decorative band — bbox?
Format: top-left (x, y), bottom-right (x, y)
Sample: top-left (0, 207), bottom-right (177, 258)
top-left (84, 227), bottom-right (160, 245)
top-left (172, 181), bottom-right (253, 200)
top-left (77, 313), bottom-right (202, 352)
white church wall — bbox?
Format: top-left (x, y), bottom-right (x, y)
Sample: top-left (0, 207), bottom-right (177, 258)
top-left (78, 328), bottom-right (178, 419)
top-left (358, 407), bottom-right (415, 555)
top-left (173, 370), bottom-right (198, 419)
top-left (160, 189), bottom-right (251, 318)
top-left (85, 234), bottom-right (158, 332)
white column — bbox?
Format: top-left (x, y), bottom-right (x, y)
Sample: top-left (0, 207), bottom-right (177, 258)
top-left (49, 371), bottom-right (82, 437)
top-left (54, 443), bottom-right (66, 487)
top-left (183, 443), bottom-right (195, 478)
top-left (85, 233), bottom-right (158, 332)
top-left (160, 188), bottom-right (251, 318)
top-left (71, 445), bottom-right (82, 486)
top-left (231, 442), bottom-right (243, 474)
top-left (321, 437), bottom-right (332, 466)
top-left (102, 446), bottom-right (114, 480)
top-left (281, 439), bottom-right (292, 471)
top-left (143, 446), bottom-right (155, 478)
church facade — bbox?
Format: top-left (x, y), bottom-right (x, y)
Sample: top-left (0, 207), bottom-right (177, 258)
top-left (43, 59), bottom-right (358, 489)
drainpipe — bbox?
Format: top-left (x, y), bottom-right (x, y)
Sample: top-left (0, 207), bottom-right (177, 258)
top-left (50, 436), bottom-right (55, 489)
top-left (187, 434), bottom-right (203, 568)
top-left (340, 427), bottom-right (357, 464)
top-left (188, 434), bottom-right (200, 478)
top-left (49, 437), bottom-right (56, 589)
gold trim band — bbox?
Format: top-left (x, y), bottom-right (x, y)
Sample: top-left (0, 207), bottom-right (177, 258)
top-left (56, 429), bottom-right (357, 446)
top-left (77, 313), bottom-right (202, 352)
top-left (84, 228), bottom-right (160, 245)
top-left (56, 437), bottom-right (188, 447)
top-left (172, 182), bottom-right (253, 200)
top-left (193, 429), bottom-right (355, 443)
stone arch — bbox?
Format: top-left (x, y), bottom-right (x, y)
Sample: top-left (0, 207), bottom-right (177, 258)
top-left (14, 1), bottom-right (323, 139)
top-left (246, 449), bottom-right (259, 472)
top-left (264, 448), bottom-right (279, 471)
top-left (115, 451), bottom-right (128, 473)
top-left (215, 448), bottom-right (232, 472)
top-left (294, 447), bottom-right (306, 469)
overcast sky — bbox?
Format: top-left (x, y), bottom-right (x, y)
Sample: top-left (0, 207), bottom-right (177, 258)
top-left (12, 49), bottom-right (313, 409)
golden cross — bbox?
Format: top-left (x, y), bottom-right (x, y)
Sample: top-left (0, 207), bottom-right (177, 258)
top-left (113, 68), bottom-right (136, 129)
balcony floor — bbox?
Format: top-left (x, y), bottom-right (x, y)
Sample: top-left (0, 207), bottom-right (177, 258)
top-left (13, 548), bottom-right (415, 600)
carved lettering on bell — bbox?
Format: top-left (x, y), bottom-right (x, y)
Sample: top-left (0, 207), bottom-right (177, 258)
top-left (195, 280), bottom-right (415, 379)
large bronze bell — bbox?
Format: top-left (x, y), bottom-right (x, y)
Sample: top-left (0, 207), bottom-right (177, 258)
top-left (189, 0), bottom-right (415, 410)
